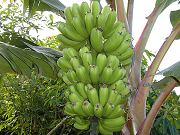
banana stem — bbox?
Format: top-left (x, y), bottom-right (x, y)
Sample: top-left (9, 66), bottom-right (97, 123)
top-left (90, 117), bottom-right (98, 135)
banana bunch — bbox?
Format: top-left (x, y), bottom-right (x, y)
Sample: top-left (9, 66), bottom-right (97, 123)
top-left (64, 83), bottom-right (128, 133)
top-left (56, 1), bottom-right (134, 134)
top-left (57, 1), bottom-right (133, 67)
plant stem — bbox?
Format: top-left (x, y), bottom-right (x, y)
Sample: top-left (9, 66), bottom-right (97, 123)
top-left (127, 0), bottom-right (134, 34)
top-left (47, 116), bottom-right (69, 135)
top-left (129, 3), bottom-right (165, 89)
top-left (115, 0), bottom-right (129, 32)
top-left (130, 23), bottom-right (180, 132)
top-left (137, 77), bottom-right (178, 135)
top-left (90, 117), bottom-right (98, 135)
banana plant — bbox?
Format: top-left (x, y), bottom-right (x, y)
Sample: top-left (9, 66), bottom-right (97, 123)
top-left (0, 0), bottom-right (180, 135)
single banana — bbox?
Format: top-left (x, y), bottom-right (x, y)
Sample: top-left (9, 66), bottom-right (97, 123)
top-left (57, 34), bottom-right (82, 49)
top-left (98, 121), bottom-right (113, 135)
top-left (106, 55), bottom-right (120, 69)
top-left (75, 65), bottom-right (90, 83)
top-left (64, 102), bottom-right (76, 116)
top-left (57, 57), bottom-right (72, 71)
top-left (109, 40), bottom-right (130, 56)
top-left (85, 12), bottom-right (94, 34)
top-left (63, 24), bottom-right (85, 41)
top-left (89, 65), bottom-right (100, 84)
top-left (74, 121), bottom-right (90, 130)
top-left (76, 82), bottom-right (88, 99)
top-left (104, 32), bottom-right (124, 53)
top-left (120, 86), bottom-right (130, 96)
top-left (106, 105), bottom-right (124, 119)
top-left (103, 103), bottom-right (115, 117)
top-left (62, 73), bottom-right (72, 85)
top-left (57, 22), bottom-right (66, 34)
top-left (66, 70), bottom-right (79, 83)
top-left (118, 47), bottom-right (134, 61)
top-left (94, 103), bottom-right (103, 118)
top-left (109, 68), bottom-right (126, 84)
top-left (74, 116), bottom-right (89, 124)
top-left (79, 46), bottom-right (90, 58)
top-left (102, 5), bottom-right (111, 15)
top-left (72, 102), bottom-right (87, 117)
top-left (90, 28), bottom-right (103, 52)
top-left (81, 52), bottom-right (93, 71)
top-left (86, 87), bottom-right (99, 106)
top-left (68, 92), bottom-right (84, 103)
top-left (121, 58), bottom-right (132, 66)
top-left (104, 21), bottom-right (125, 39)
top-left (113, 94), bottom-right (126, 105)
top-left (100, 116), bottom-right (125, 131)
top-left (70, 57), bottom-right (82, 71)
top-left (100, 66), bottom-right (113, 83)
top-left (99, 85), bottom-right (109, 106)
top-left (82, 100), bottom-right (94, 116)
top-left (96, 53), bottom-right (107, 74)
top-left (108, 90), bottom-right (118, 103)
top-left (71, 3), bottom-right (82, 19)
top-left (63, 48), bottom-right (79, 60)
top-left (80, 2), bottom-right (90, 17)
top-left (64, 7), bottom-right (73, 24)
top-left (103, 11), bottom-right (117, 36)
top-left (72, 16), bottom-right (89, 38)
top-left (91, 1), bottom-right (100, 25)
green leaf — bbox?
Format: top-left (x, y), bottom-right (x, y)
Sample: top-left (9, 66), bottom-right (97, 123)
top-left (170, 9), bottom-right (180, 39)
top-left (0, 41), bottom-right (60, 79)
top-left (155, 0), bottom-right (178, 13)
top-left (157, 61), bottom-right (180, 82)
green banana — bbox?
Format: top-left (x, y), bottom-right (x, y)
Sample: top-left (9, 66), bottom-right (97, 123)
top-left (96, 54), bottom-right (107, 74)
top-left (107, 105), bottom-right (124, 119)
top-left (120, 86), bottom-right (130, 96)
top-left (71, 3), bottom-right (82, 19)
top-left (103, 11), bottom-right (117, 36)
top-left (113, 94), bottom-right (126, 105)
top-left (121, 58), bottom-right (132, 66)
top-left (74, 121), bottom-right (90, 130)
top-left (75, 65), bottom-right (90, 83)
top-left (57, 34), bottom-right (82, 49)
top-left (99, 85), bottom-right (109, 106)
top-left (104, 32), bottom-right (124, 53)
top-left (97, 6), bottom-right (111, 30)
top-left (98, 121), bottom-right (113, 135)
top-left (64, 102), bottom-right (76, 116)
top-left (72, 16), bottom-right (89, 38)
top-left (90, 28), bottom-right (103, 52)
top-left (62, 73), bottom-right (72, 85)
top-left (64, 7), bottom-right (73, 24)
top-left (85, 12), bottom-right (94, 34)
top-left (100, 66), bottom-right (113, 83)
top-left (66, 70), bottom-right (79, 83)
top-left (79, 46), bottom-right (90, 57)
top-left (76, 83), bottom-right (88, 99)
top-left (57, 57), bottom-right (72, 71)
top-left (94, 103), bottom-right (103, 118)
top-left (90, 65), bottom-right (100, 84)
top-left (106, 55), bottom-right (120, 69)
top-left (72, 102), bottom-right (87, 117)
top-left (81, 52), bottom-right (93, 71)
top-left (68, 92), bottom-right (84, 103)
top-left (63, 24), bottom-right (85, 41)
top-left (118, 47), bottom-right (133, 61)
top-left (103, 103), bottom-right (115, 117)
top-left (86, 87), bottom-right (99, 106)
top-left (109, 68), bottom-right (126, 83)
top-left (57, 22), bottom-right (66, 34)
top-left (63, 48), bottom-right (79, 60)
top-left (80, 2), bottom-right (90, 17)
top-left (100, 117), bottom-right (125, 131)
top-left (104, 21), bottom-right (125, 39)
top-left (91, 1), bottom-right (100, 25)
top-left (109, 40), bottom-right (130, 56)
top-left (70, 57), bottom-right (82, 71)
top-left (108, 90), bottom-right (118, 103)
top-left (82, 100), bottom-right (94, 116)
